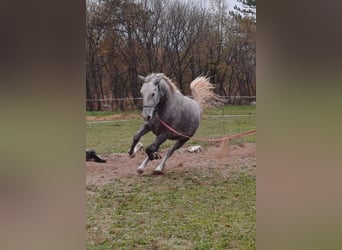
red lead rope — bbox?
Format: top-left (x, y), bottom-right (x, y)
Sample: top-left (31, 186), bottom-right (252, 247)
top-left (156, 117), bottom-right (256, 142)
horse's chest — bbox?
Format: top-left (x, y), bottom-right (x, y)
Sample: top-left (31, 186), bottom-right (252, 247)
top-left (149, 122), bottom-right (163, 135)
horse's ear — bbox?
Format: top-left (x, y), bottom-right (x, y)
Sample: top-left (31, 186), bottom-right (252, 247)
top-left (138, 75), bottom-right (145, 81)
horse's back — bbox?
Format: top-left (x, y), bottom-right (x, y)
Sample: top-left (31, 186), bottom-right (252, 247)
top-left (161, 93), bottom-right (201, 137)
top-left (182, 95), bottom-right (202, 120)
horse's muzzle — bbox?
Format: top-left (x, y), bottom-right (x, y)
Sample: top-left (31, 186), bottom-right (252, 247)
top-left (142, 114), bottom-right (152, 121)
top-left (142, 106), bottom-right (155, 121)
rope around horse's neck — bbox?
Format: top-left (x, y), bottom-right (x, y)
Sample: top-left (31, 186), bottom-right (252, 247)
top-left (156, 117), bottom-right (256, 142)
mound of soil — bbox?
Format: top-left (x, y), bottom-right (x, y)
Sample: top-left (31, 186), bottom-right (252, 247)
top-left (86, 143), bottom-right (256, 186)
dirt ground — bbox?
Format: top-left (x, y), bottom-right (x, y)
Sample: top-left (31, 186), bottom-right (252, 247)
top-left (86, 142), bottom-right (256, 186)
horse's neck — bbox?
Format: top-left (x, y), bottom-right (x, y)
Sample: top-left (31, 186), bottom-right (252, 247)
top-left (158, 91), bottom-right (182, 116)
top-left (160, 81), bottom-right (174, 100)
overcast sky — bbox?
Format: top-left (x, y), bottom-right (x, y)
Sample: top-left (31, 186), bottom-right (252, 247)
top-left (88, 0), bottom-right (244, 11)
top-left (227, 0), bottom-right (241, 10)
top-left (205, 0), bottom-right (243, 11)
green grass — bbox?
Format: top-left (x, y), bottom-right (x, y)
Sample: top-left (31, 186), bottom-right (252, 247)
top-left (86, 105), bottom-right (256, 249)
top-left (86, 105), bottom-right (256, 154)
top-left (204, 105), bottom-right (256, 116)
top-left (86, 105), bottom-right (256, 117)
top-left (86, 110), bottom-right (140, 117)
top-left (87, 171), bottom-right (256, 250)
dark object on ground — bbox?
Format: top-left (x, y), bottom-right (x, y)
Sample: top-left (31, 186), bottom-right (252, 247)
top-left (86, 149), bottom-right (107, 163)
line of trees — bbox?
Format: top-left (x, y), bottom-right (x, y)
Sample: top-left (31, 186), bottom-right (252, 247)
top-left (86, 0), bottom-right (256, 111)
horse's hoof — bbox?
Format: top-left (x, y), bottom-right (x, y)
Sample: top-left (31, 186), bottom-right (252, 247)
top-left (137, 168), bottom-right (144, 174)
top-left (133, 142), bottom-right (144, 154)
top-left (151, 152), bottom-right (161, 160)
top-left (152, 170), bottom-right (164, 175)
top-left (128, 152), bottom-right (135, 158)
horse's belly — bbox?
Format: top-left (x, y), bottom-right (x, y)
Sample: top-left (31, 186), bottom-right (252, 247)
top-left (164, 118), bottom-right (199, 139)
top-left (153, 99), bottom-right (201, 139)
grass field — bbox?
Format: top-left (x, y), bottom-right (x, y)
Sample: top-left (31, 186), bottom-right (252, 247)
top-left (86, 105), bottom-right (256, 154)
top-left (86, 105), bottom-right (256, 249)
top-left (87, 171), bottom-right (255, 249)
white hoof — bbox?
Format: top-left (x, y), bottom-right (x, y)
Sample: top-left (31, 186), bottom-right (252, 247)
top-left (134, 142), bottom-right (144, 154)
top-left (152, 170), bottom-right (164, 175)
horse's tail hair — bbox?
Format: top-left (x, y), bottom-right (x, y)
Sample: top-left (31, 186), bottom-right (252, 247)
top-left (190, 76), bottom-right (222, 109)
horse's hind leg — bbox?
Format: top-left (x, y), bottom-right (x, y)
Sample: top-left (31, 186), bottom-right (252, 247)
top-left (153, 138), bottom-right (189, 174)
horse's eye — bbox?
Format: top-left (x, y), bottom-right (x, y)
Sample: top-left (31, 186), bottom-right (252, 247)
top-left (152, 93), bottom-right (155, 97)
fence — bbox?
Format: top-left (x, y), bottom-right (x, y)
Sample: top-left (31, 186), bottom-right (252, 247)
top-left (86, 96), bottom-right (256, 111)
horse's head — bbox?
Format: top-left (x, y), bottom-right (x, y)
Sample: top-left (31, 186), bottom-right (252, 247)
top-left (139, 74), bottom-right (165, 121)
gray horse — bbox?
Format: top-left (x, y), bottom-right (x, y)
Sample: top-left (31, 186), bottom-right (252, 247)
top-left (128, 73), bottom-right (218, 174)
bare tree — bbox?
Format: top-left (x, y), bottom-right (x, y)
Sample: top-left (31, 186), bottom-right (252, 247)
top-left (85, 0), bottom-right (256, 110)
top-left (86, 2), bottom-right (107, 110)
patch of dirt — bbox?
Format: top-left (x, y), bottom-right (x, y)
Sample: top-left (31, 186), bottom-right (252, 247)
top-left (86, 143), bottom-right (256, 186)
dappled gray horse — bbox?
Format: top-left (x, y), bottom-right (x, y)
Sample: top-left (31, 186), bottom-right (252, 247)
top-left (128, 73), bottom-right (217, 174)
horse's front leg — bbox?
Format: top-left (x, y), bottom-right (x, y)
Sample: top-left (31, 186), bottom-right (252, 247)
top-left (135, 134), bottom-right (167, 174)
top-left (136, 156), bottom-right (150, 174)
top-left (128, 123), bottom-right (150, 158)
top-left (145, 134), bottom-right (168, 161)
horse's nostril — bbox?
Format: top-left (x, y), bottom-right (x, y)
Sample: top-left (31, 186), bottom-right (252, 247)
top-left (147, 115), bottom-right (151, 120)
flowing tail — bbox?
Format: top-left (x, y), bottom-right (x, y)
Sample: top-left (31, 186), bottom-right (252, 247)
top-left (190, 76), bottom-right (222, 112)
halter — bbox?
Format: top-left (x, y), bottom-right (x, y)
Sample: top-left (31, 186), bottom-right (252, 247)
top-left (143, 104), bottom-right (159, 118)
top-left (143, 105), bottom-right (157, 108)
top-left (142, 84), bottom-right (164, 116)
